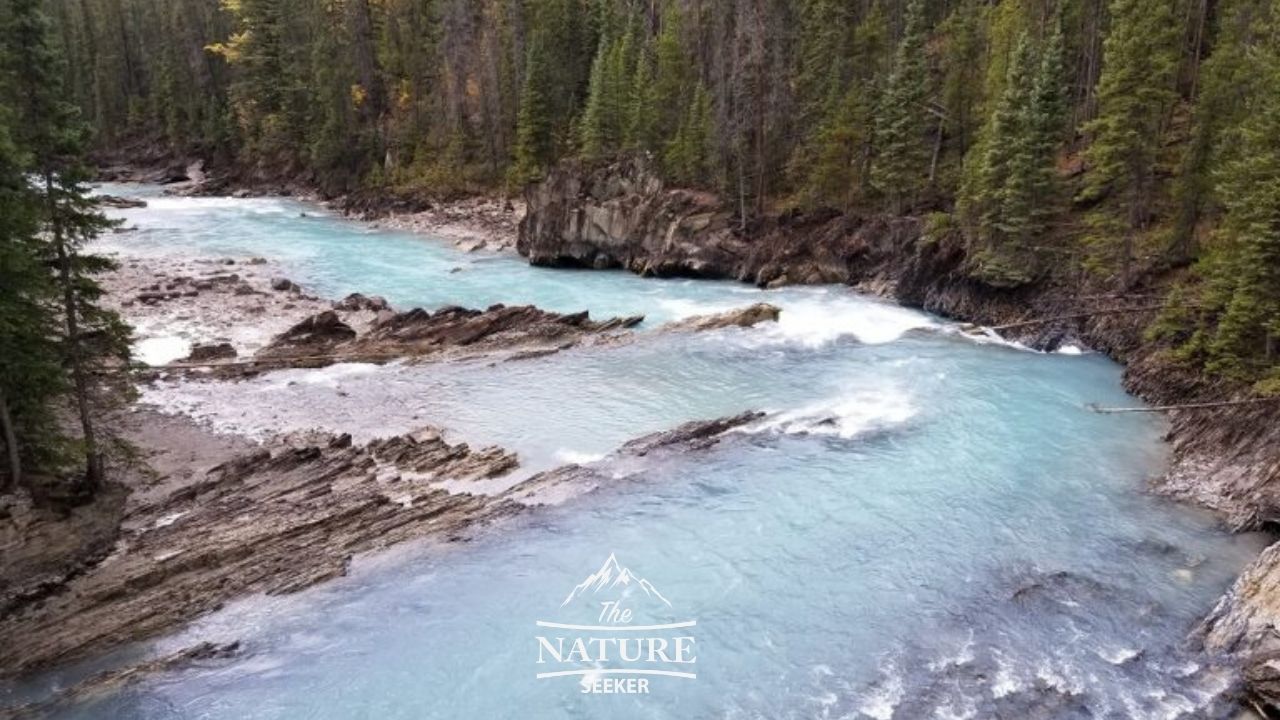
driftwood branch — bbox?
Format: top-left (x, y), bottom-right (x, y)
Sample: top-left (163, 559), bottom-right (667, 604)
top-left (129, 353), bottom-right (409, 371)
top-left (1087, 397), bottom-right (1280, 414)
top-left (988, 304), bottom-right (1169, 332)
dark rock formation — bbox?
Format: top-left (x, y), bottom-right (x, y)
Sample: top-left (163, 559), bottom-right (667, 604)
top-left (334, 292), bottom-right (390, 312)
top-left (256, 310), bottom-right (357, 361)
top-left (94, 194), bottom-right (147, 209)
top-left (617, 411), bottom-right (764, 455)
top-left (270, 276), bottom-right (302, 293)
top-left (183, 342), bottom-right (237, 362)
top-left (247, 304), bottom-right (643, 371)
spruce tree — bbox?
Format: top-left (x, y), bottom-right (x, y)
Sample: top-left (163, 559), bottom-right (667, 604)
top-left (1025, 22), bottom-right (1066, 230)
top-left (0, 115), bottom-right (65, 490)
top-left (579, 36), bottom-right (612, 159)
top-left (512, 40), bottom-right (553, 184)
top-left (652, 3), bottom-right (689, 149)
top-left (3, 0), bottom-right (131, 492)
top-left (1079, 0), bottom-right (1181, 287)
top-left (1203, 40), bottom-right (1280, 379)
top-left (978, 33), bottom-right (1035, 241)
top-left (871, 0), bottom-right (931, 213)
top-left (625, 45), bottom-right (658, 153)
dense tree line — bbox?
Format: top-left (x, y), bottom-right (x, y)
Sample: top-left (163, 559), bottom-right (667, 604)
top-left (0, 0), bottom-right (130, 496)
top-left (27, 0), bottom-right (1280, 392)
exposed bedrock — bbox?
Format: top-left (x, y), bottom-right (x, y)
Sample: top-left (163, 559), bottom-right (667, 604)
top-left (662, 302), bottom-right (781, 332)
top-left (0, 427), bottom-right (521, 677)
top-left (204, 303), bottom-right (645, 375)
top-left (519, 158), bottom-right (1031, 329)
top-left (0, 411), bottom-right (759, 682)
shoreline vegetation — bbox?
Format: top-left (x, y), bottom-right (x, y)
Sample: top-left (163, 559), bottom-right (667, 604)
top-left (2, 0), bottom-right (1279, 713)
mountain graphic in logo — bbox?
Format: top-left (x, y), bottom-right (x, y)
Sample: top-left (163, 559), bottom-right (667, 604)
top-left (560, 553), bottom-right (672, 608)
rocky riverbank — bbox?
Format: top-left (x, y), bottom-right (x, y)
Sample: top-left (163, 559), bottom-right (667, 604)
top-left (0, 404), bottom-right (759, 711)
top-left (0, 210), bottom-right (789, 694)
top-left (517, 156), bottom-right (1280, 709)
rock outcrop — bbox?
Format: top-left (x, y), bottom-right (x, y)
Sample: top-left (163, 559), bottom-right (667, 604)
top-left (247, 304), bottom-right (644, 371)
top-left (0, 409), bottom-right (764, 681)
top-left (1196, 541), bottom-right (1280, 706)
top-left (662, 303), bottom-right (781, 332)
top-left (0, 428), bottom-right (523, 677)
top-left (506, 412), bottom-right (764, 505)
top-left (521, 159), bottom-right (960, 291)
top-left (95, 194), bottom-right (147, 209)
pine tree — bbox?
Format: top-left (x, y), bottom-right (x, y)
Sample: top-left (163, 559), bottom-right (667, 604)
top-left (1202, 38), bottom-right (1280, 379)
top-left (625, 45), bottom-right (658, 153)
top-left (3, 0), bottom-right (131, 492)
top-left (1025, 22), bottom-right (1066, 227)
top-left (578, 31), bottom-right (630, 160)
top-left (511, 39), bottom-right (553, 185)
top-left (664, 81), bottom-right (713, 187)
top-left (978, 33), bottom-right (1035, 241)
top-left (0, 114), bottom-right (65, 490)
top-left (1080, 0), bottom-right (1182, 287)
top-left (579, 37), bottom-right (611, 159)
top-left (651, 2), bottom-right (689, 148)
top-left (871, 0), bottom-right (931, 213)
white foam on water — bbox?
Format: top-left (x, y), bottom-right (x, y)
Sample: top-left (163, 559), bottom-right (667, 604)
top-left (553, 449), bottom-right (606, 465)
top-left (933, 700), bottom-right (977, 720)
top-left (260, 362), bottom-right (384, 390)
top-left (991, 653), bottom-right (1021, 699)
top-left (857, 661), bottom-right (904, 720)
top-left (927, 630), bottom-right (976, 671)
top-left (134, 335), bottom-right (192, 366)
top-left (763, 295), bottom-right (935, 347)
top-left (744, 389), bottom-right (916, 440)
top-left (1057, 343), bottom-right (1087, 356)
top-left (660, 289), bottom-right (936, 348)
top-left (1096, 645), bottom-right (1142, 665)
top-left (140, 196), bottom-right (301, 216)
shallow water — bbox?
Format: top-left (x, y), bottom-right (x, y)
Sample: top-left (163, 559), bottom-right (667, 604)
top-left (17, 186), bottom-right (1267, 718)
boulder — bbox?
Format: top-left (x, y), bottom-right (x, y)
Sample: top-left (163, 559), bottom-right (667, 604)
top-left (334, 293), bottom-right (390, 312)
top-left (183, 342), bottom-right (237, 363)
top-left (257, 311), bottom-right (357, 360)
top-left (95, 194), bottom-right (147, 209)
top-left (270, 277), bottom-right (301, 293)
top-left (663, 303), bottom-right (781, 332)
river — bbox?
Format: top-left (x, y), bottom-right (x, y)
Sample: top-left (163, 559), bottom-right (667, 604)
top-left (26, 187), bottom-right (1269, 718)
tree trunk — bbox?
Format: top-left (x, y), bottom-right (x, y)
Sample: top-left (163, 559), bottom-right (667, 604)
top-left (928, 112), bottom-right (945, 185)
top-left (46, 172), bottom-right (102, 490)
top-left (0, 388), bottom-right (19, 491)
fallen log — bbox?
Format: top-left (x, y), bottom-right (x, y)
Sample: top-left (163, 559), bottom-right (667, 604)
top-left (1087, 397), bottom-right (1280, 414)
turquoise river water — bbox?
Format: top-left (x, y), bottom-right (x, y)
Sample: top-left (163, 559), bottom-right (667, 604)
top-left (5, 187), bottom-right (1269, 719)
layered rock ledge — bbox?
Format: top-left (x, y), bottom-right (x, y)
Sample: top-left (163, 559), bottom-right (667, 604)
top-left (0, 408), bottom-right (760, 686)
top-left (0, 421), bottom-right (522, 677)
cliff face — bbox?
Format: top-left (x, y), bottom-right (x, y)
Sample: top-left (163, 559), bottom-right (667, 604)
top-left (520, 157), bottom-right (1280, 705)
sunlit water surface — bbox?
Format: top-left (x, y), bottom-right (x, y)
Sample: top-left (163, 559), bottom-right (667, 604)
top-left (12, 185), bottom-right (1267, 719)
